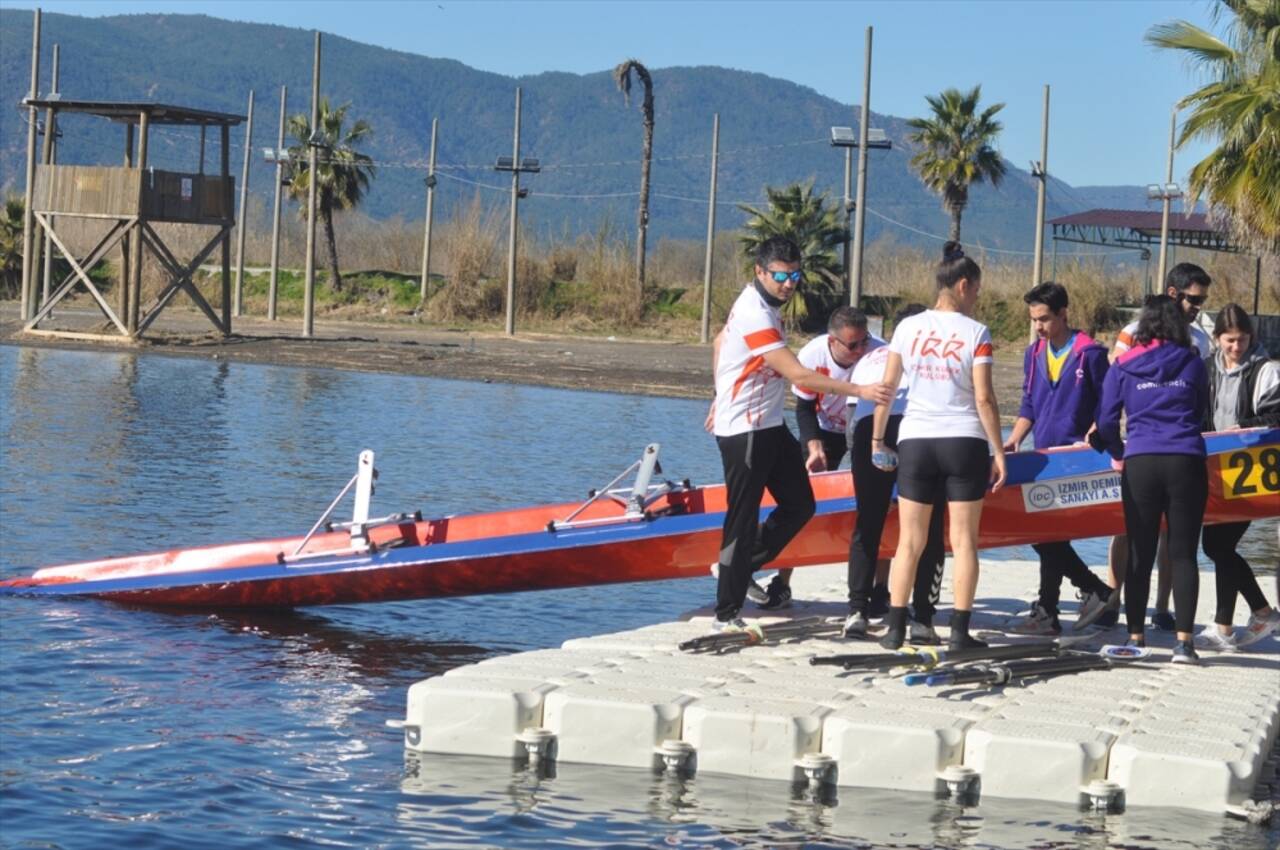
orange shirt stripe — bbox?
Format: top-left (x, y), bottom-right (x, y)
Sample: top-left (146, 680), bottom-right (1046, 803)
top-left (974, 342), bottom-right (993, 357)
top-left (743, 328), bottom-right (783, 350)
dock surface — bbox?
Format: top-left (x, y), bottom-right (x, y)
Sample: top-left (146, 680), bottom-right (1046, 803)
top-left (400, 560), bottom-right (1280, 814)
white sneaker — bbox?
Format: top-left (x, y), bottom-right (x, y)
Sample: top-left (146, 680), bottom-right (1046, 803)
top-left (745, 578), bottom-right (770, 605)
top-left (1074, 589), bottom-right (1120, 631)
top-left (1011, 601), bottom-right (1062, 636)
top-left (711, 616), bottom-right (749, 635)
top-left (709, 562), bottom-right (720, 579)
top-left (842, 612), bottom-right (869, 638)
top-left (1193, 628), bottom-right (1239, 652)
top-left (1237, 608), bottom-right (1280, 648)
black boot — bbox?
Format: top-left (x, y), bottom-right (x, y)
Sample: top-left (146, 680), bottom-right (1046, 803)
top-left (949, 610), bottom-right (988, 651)
top-left (879, 606), bottom-right (908, 649)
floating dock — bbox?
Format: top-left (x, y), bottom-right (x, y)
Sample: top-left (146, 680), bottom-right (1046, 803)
top-left (397, 560), bottom-right (1280, 816)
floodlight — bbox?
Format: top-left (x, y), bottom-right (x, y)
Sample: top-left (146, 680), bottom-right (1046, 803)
top-left (521, 157), bottom-right (541, 173)
top-left (830, 126), bottom-right (856, 147)
top-left (494, 156), bottom-right (515, 171)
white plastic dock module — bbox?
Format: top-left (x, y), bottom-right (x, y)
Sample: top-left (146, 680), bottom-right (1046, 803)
top-left (683, 696), bottom-right (831, 781)
top-left (404, 676), bottom-right (557, 757)
top-left (542, 684), bottom-right (695, 768)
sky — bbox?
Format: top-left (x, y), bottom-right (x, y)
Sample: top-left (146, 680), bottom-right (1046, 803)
top-left (4, 0), bottom-right (1224, 188)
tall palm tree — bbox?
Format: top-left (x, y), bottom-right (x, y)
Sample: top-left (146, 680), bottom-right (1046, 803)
top-left (286, 98), bottom-right (376, 292)
top-left (906, 86), bottom-right (1007, 241)
top-left (1147, 0), bottom-right (1280, 249)
top-left (613, 59), bottom-right (655, 297)
top-left (738, 182), bottom-right (847, 328)
top-left (0, 195), bottom-right (25, 299)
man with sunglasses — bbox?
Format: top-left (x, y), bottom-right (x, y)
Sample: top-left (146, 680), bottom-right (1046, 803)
top-left (746, 307), bottom-right (883, 610)
top-left (707, 237), bottom-right (893, 634)
top-left (1109, 262), bottom-right (1213, 631)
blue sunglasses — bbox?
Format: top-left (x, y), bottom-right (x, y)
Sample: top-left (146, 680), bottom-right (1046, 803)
top-left (768, 270), bottom-right (803, 284)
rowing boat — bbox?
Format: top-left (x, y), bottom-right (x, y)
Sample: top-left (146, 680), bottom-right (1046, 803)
top-left (2, 429), bottom-right (1276, 608)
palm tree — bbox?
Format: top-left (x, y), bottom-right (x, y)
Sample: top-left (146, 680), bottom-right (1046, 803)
top-left (1147, 1), bottom-right (1280, 249)
top-left (613, 59), bottom-right (655, 297)
top-left (286, 98), bottom-right (376, 292)
top-left (906, 86), bottom-right (1007, 241)
top-left (0, 195), bottom-right (24, 300)
top-left (738, 182), bottom-right (847, 328)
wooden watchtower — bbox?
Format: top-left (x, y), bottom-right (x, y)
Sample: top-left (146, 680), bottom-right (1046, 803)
top-left (22, 100), bottom-right (246, 340)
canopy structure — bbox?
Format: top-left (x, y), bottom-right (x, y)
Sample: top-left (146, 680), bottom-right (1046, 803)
top-left (1048, 208), bottom-right (1264, 314)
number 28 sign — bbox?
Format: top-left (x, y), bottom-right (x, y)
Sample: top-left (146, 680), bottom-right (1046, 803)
top-left (1220, 446), bottom-right (1280, 500)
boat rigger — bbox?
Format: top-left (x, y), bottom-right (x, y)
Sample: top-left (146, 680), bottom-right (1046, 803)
top-left (1, 428), bottom-right (1276, 609)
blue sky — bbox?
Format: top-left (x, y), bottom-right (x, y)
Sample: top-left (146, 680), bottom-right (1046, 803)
top-left (6, 0), bottom-right (1222, 187)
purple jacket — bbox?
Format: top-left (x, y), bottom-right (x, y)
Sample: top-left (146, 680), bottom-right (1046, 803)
top-left (1097, 340), bottom-right (1208, 459)
top-left (1018, 332), bottom-right (1109, 448)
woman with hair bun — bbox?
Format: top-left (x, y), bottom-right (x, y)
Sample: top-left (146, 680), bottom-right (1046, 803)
top-left (871, 241), bottom-right (1007, 650)
top-left (1096, 294), bottom-right (1209, 663)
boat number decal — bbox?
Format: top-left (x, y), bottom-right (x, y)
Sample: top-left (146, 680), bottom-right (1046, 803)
top-left (1021, 470), bottom-right (1122, 513)
top-left (1220, 446), bottom-right (1280, 500)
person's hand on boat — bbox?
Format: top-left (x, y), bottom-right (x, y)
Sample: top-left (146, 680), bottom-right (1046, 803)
top-left (805, 443), bottom-right (827, 473)
top-left (1109, 457), bottom-right (1125, 473)
top-left (988, 452), bottom-right (1008, 492)
top-left (1001, 437), bottom-right (1021, 454)
top-left (871, 443), bottom-right (898, 472)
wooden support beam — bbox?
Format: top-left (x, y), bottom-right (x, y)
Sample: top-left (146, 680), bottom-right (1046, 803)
top-left (128, 110), bottom-right (149, 334)
top-left (137, 221), bottom-right (229, 335)
top-left (25, 218), bottom-right (131, 330)
top-left (31, 212), bottom-right (131, 335)
top-left (120, 122), bottom-right (134, 323)
top-left (220, 123), bottom-right (232, 335)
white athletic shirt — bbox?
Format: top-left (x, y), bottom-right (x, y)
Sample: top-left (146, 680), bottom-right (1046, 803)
top-left (1114, 319), bottom-right (1212, 358)
top-left (713, 284), bottom-right (788, 436)
top-left (792, 333), bottom-right (885, 433)
top-left (849, 343), bottom-right (908, 423)
top-left (888, 309), bottom-right (994, 443)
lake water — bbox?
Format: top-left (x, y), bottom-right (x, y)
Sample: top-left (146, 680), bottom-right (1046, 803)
top-left (1, 345), bottom-right (1276, 849)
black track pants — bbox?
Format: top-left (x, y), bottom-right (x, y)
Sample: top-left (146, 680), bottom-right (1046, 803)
top-left (1202, 521), bottom-right (1269, 626)
top-left (1032, 540), bottom-right (1111, 615)
top-left (1121, 454), bottom-right (1207, 634)
top-left (847, 415), bottom-right (945, 619)
top-left (715, 426), bottom-right (816, 620)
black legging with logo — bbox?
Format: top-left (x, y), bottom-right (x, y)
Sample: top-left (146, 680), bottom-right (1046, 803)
top-left (1120, 453), bottom-right (1207, 634)
top-left (714, 425), bottom-right (816, 620)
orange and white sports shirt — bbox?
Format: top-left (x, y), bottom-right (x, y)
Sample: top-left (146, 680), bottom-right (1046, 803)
top-left (792, 333), bottom-right (884, 434)
top-left (888, 309), bottom-right (993, 443)
top-left (713, 284), bottom-right (788, 436)
top-left (1114, 319), bottom-right (1211, 359)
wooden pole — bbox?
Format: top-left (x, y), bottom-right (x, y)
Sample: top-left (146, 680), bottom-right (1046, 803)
top-left (233, 88), bottom-right (254, 317)
top-left (199, 126), bottom-right (206, 174)
top-left (699, 112), bottom-right (719, 345)
top-left (849, 25), bottom-right (873, 309)
top-left (128, 110), bottom-right (149, 335)
top-left (504, 86), bottom-right (521, 337)
top-left (842, 145), bottom-right (852, 299)
top-left (1155, 107), bottom-right (1176, 295)
top-left (268, 85), bottom-right (286, 321)
top-left (419, 117), bottom-right (438, 303)
top-left (220, 123), bottom-right (232, 334)
top-left (303, 31), bottom-right (321, 339)
top-left (120, 122), bottom-right (133, 324)
top-left (39, 43), bottom-right (59, 312)
top-left (19, 8), bottom-right (41, 321)
top-left (1030, 84), bottom-right (1049, 344)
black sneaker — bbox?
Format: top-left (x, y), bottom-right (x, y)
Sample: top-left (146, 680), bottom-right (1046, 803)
top-left (1151, 610), bottom-right (1176, 631)
top-left (1171, 640), bottom-right (1199, 665)
top-left (757, 581), bottom-right (792, 611)
top-left (948, 632), bottom-right (988, 651)
top-left (842, 611), bottom-right (869, 638)
top-left (868, 584), bottom-right (890, 619)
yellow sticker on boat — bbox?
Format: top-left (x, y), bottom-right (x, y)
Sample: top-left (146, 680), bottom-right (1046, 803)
top-left (1219, 445), bottom-right (1280, 500)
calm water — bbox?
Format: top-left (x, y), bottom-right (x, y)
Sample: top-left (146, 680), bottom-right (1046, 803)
top-left (1, 346), bottom-right (1276, 850)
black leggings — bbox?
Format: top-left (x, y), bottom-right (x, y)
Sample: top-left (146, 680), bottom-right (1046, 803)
top-left (1032, 541), bottom-right (1110, 616)
top-left (847, 415), bottom-right (945, 620)
top-left (1203, 521), bottom-right (1269, 626)
top-left (715, 426), bottom-right (816, 620)
top-left (1121, 454), bottom-right (1207, 634)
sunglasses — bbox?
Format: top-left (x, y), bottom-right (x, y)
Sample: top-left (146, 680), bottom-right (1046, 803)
top-left (832, 335), bottom-right (868, 352)
top-left (768, 270), bottom-right (803, 284)
top-left (1179, 293), bottom-right (1207, 306)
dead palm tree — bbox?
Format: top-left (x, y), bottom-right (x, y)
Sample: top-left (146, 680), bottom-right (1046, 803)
top-left (906, 85), bottom-right (1007, 241)
top-left (1147, 0), bottom-right (1280, 248)
top-left (286, 98), bottom-right (376, 292)
top-left (614, 59), bottom-right (655, 298)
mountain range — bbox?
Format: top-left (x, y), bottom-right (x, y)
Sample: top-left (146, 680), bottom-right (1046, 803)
top-left (1, 10), bottom-right (1161, 254)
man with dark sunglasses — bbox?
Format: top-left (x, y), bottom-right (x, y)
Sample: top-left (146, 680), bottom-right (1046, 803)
top-left (1110, 262), bottom-right (1213, 631)
top-left (706, 236), bottom-right (892, 634)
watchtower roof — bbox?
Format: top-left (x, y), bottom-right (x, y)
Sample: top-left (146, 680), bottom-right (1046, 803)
top-left (24, 98), bottom-right (245, 127)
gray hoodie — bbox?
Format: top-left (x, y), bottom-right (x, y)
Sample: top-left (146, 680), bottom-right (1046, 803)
top-left (1207, 342), bottom-right (1280, 431)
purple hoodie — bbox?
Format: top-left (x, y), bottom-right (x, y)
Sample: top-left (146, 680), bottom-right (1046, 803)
top-left (1097, 340), bottom-right (1208, 459)
top-left (1018, 332), bottom-right (1109, 448)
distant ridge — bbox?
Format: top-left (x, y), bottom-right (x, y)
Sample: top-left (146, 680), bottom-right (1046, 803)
top-left (0, 10), bottom-right (1161, 250)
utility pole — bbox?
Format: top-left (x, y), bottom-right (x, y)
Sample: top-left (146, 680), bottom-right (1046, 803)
top-left (1155, 107), bottom-right (1177, 294)
top-left (849, 25), bottom-right (874, 309)
top-left (39, 42), bottom-right (59, 312)
top-left (19, 8), bottom-right (40, 321)
top-left (699, 112), bottom-right (719, 344)
top-left (233, 88), bottom-right (254, 317)
top-left (303, 31), bottom-right (321, 338)
top-left (267, 85), bottom-right (286, 321)
top-left (841, 143), bottom-right (853, 297)
top-left (1030, 85), bottom-right (1049, 343)
top-left (419, 117), bottom-right (438, 303)
top-left (493, 88), bottom-right (540, 336)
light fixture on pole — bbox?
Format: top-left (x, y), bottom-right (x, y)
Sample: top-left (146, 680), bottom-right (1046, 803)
top-left (830, 126), bottom-right (890, 305)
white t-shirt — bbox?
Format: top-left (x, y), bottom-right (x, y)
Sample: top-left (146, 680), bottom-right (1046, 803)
top-left (888, 309), bottom-right (993, 443)
top-left (713, 285), bottom-right (788, 436)
top-left (1115, 319), bottom-right (1211, 358)
top-left (849, 343), bottom-right (908, 423)
top-left (792, 333), bottom-right (885, 434)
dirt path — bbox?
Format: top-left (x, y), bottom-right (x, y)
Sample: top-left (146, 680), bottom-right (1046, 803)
top-left (1, 303), bottom-right (1029, 415)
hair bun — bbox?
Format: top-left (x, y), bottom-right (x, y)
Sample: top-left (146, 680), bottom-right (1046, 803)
top-left (943, 241), bottom-right (965, 262)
